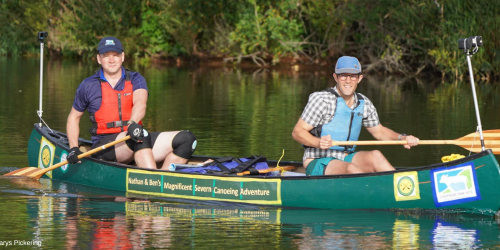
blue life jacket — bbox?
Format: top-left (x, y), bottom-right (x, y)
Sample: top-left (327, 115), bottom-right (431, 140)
top-left (310, 89), bottom-right (365, 152)
top-left (175, 155), bottom-right (269, 175)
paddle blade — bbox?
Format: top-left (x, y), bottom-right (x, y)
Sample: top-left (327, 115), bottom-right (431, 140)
top-left (3, 167), bottom-right (40, 177)
top-left (457, 130), bottom-right (500, 154)
top-left (458, 129), bottom-right (500, 141)
top-left (26, 169), bottom-right (48, 180)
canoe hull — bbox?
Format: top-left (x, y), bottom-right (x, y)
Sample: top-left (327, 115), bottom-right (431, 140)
top-left (27, 125), bottom-right (500, 215)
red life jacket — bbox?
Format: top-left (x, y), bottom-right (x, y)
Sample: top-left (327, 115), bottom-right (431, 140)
top-left (89, 70), bottom-right (142, 135)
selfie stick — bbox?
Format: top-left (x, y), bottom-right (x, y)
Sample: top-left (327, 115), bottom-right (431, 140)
top-left (37, 32), bottom-right (48, 128)
top-left (463, 40), bottom-right (486, 151)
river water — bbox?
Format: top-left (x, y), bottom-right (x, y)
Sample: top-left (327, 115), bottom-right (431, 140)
top-left (1, 57), bottom-right (500, 249)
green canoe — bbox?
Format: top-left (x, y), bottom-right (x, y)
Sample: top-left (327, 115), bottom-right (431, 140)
top-left (27, 125), bottom-right (500, 215)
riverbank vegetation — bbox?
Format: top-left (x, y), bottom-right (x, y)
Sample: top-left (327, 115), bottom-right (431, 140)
top-left (1, 0), bottom-right (498, 79)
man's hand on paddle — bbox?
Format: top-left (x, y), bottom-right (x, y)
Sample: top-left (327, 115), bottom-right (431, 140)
top-left (319, 135), bottom-right (332, 150)
top-left (402, 135), bottom-right (419, 149)
top-left (67, 147), bottom-right (82, 164)
top-left (127, 121), bottom-right (145, 142)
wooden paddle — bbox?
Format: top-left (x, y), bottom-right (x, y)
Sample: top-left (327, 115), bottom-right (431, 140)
top-left (332, 129), bottom-right (500, 154)
top-left (4, 135), bottom-right (131, 180)
top-left (237, 165), bottom-right (297, 176)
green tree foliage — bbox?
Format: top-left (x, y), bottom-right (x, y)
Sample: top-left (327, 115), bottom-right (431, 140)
top-left (152, 0), bottom-right (241, 56)
top-left (0, 0), bottom-right (498, 79)
top-left (0, 0), bottom-right (51, 55)
top-left (227, 0), bottom-right (303, 65)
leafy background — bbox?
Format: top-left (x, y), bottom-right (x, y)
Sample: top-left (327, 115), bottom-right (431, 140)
top-left (1, 0), bottom-right (498, 78)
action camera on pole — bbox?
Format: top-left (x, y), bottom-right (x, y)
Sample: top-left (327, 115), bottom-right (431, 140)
top-left (37, 31), bottom-right (48, 43)
top-left (458, 36), bottom-right (483, 52)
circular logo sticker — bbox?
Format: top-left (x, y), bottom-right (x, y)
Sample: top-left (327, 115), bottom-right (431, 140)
top-left (60, 151), bottom-right (69, 173)
top-left (41, 145), bottom-right (52, 168)
top-left (398, 176), bottom-right (415, 196)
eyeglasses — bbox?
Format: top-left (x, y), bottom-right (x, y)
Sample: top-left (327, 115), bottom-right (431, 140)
top-left (338, 74), bottom-right (360, 81)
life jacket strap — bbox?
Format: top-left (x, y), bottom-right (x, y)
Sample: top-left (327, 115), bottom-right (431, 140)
top-left (106, 120), bottom-right (129, 129)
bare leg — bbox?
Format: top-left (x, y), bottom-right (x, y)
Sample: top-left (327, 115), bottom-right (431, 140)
top-left (114, 132), bottom-right (134, 163)
top-left (151, 131), bottom-right (189, 170)
top-left (325, 159), bottom-right (364, 175)
top-left (134, 148), bottom-right (157, 169)
top-left (304, 158), bottom-right (363, 175)
top-left (351, 150), bottom-right (395, 173)
top-left (114, 132), bottom-right (156, 169)
top-left (161, 154), bottom-right (188, 170)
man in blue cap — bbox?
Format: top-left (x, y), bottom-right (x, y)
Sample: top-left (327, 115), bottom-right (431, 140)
top-left (292, 56), bottom-right (419, 175)
top-left (65, 37), bottom-right (197, 169)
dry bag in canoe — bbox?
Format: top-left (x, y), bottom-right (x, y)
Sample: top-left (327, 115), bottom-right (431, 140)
top-left (176, 155), bottom-right (269, 175)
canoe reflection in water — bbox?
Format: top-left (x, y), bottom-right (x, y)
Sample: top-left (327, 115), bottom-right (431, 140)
top-left (19, 179), bottom-right (498, 249)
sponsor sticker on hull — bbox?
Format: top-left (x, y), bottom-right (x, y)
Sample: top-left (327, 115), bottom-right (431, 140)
top-left (38, 137), bottom-right (55, 178)
top-left (60, 151), bottom-right (69, 173)
top-left (126, 169), bottom-right (282, 205)
top-left (394, 171), bottom-right (420, 201)
top-left (430, 162), bottom-right (481, 207)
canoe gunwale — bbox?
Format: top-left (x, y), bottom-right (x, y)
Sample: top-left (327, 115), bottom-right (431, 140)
top-left (33, 124), bottom-right (494, 180)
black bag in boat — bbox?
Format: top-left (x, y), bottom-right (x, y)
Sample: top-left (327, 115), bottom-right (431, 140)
top-left (175, 155), bottom-right (269, 175)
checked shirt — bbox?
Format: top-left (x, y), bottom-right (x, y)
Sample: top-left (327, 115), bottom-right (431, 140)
top-left (300, 87), bottom-right (380, 160)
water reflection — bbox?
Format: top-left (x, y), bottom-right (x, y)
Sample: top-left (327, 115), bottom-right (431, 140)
top-left (432, 221), bottom-right (478, 249)
top-left (393, 219), bottom-right (420, 249)
top-left (1, 178), bottom-right (498, 249)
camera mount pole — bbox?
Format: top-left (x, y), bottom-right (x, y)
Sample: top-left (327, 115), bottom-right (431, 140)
top-left (37, 32), bottom-right (47, 128)
top-left (466, 51), bottom-right (486, 151)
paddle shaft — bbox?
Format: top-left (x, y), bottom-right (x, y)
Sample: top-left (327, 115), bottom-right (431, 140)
top-left (40, 135), bottom-right (131, 174)
top-left (330, 130), bottom-right (500, 154)
top-left (237, 166), bottom-right (297, 176)
top-left (332, 140), bottom-right (495, 146)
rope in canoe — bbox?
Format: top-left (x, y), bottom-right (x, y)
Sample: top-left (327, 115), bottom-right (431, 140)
top-left (276, 149), bottom-right (286, 176)
top-left (441, 154), bottom-right (465, 163)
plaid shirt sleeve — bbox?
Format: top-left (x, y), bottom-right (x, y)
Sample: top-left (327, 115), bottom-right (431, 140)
top-left (361, 95), bottom-right (380, 127)
top-left (300, 92), bottom-right (328, 127)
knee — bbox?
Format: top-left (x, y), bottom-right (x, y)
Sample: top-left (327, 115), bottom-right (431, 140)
top-left (172, 131), bottom-right (197, 159)
top-left (368, 150), bottom-right (393, 171)
top-left (370, 150), bottom-right (385, 160)
top-left (346, 163), bottom-right (363, 174)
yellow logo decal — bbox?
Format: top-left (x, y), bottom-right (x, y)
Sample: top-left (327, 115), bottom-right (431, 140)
top-left (394, 171), bottom-right (420, 201)
top-left (38, 137), bottom-right (55, 179)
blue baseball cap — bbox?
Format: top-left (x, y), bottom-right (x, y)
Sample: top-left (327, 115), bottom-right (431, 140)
top-left (335, 56), bottom-right (362, 74)
top-left (97, 37), bottom-right (123, 54)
